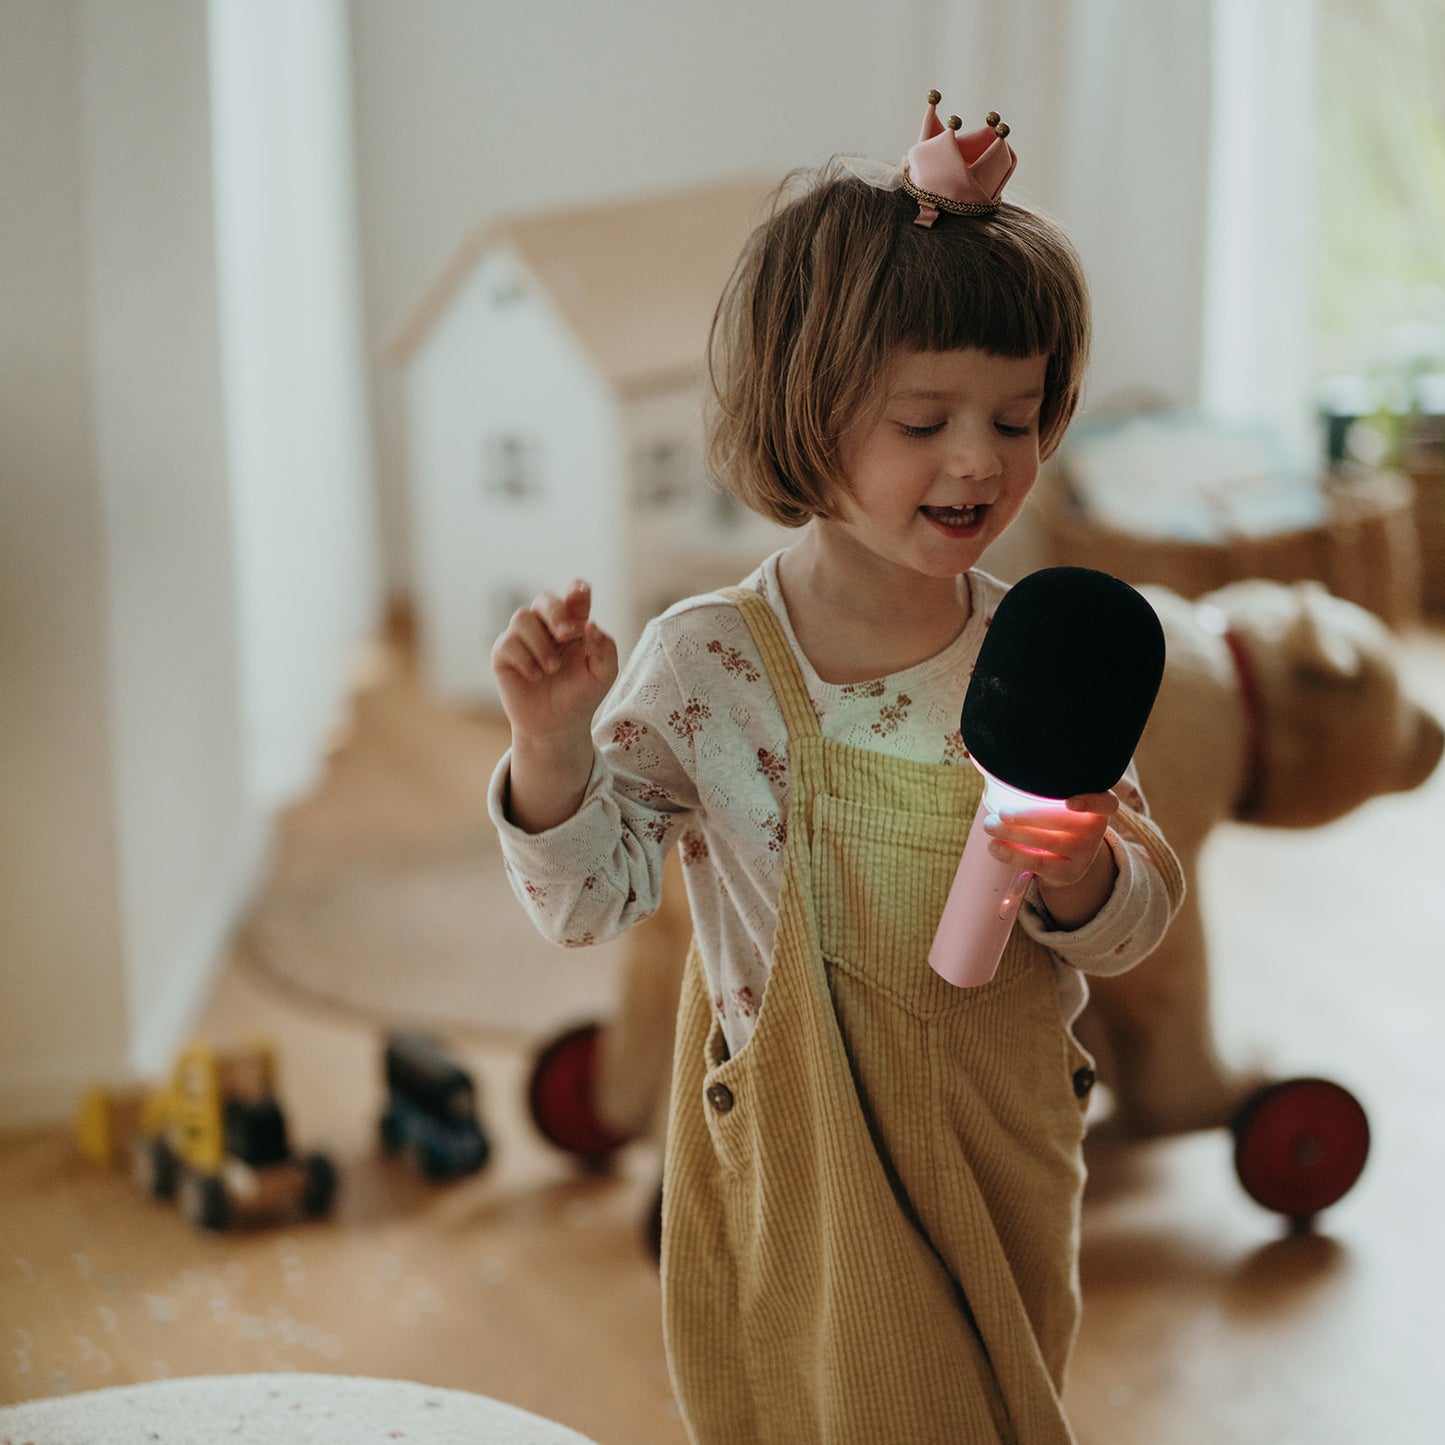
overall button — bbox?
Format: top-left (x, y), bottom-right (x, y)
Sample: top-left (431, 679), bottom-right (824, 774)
top-left (1072, 1066), bottom-right (1096, 1099)
top-left (706, 1083), bottom-right (735, 1114)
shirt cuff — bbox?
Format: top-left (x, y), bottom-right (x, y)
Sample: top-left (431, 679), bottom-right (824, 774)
top-left (1019, 828), bottom-right (1149, 974)
top-left (486, 746), bottom-right (610, 853)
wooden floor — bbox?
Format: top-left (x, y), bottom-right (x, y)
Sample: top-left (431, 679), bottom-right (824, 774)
top-left (4, 615), bottom-right (1445, 1444)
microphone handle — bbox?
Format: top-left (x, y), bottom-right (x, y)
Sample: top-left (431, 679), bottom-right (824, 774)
top-left (928, 805), bottom-right (1033, 988)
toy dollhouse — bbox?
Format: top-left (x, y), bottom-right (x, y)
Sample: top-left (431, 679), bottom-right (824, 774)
top-left (390, 178), bottom-right (788, 707)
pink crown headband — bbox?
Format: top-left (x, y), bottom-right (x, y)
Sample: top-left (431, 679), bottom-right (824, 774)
top-left (901, 89), bottom-right (1016, 228)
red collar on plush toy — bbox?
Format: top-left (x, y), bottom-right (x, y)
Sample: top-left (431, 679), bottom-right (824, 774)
top-left (1221, 628), bottom-right (1267, 821)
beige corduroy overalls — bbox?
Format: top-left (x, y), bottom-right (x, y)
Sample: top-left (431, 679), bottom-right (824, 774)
top-left (662, 587), bottom-right (1121, 1445)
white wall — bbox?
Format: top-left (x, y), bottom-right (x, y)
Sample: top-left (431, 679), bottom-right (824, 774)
top-left (78, 0), bottom-right (262, 1080)
top-left (0, 0), bottom-right (377, 1126)
top-left (210, 0), bottom-right (381, 813)
top-left (0, 0), bottom-right (254, 1122)
top-left (350, 0), bottom-right (938, 599)
top-left (0, 0), bottom-right (133, 1121)
top-left (1202, 0), bottom-right (1317, 463)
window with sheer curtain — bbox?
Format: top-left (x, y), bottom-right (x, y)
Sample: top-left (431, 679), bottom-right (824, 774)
top-left (1200, 0), bottom-right (1317, 461)
top-left (1313, 0), bottom-right (1445, 465)
top-left (1167, 0), bottom-right (1442, 468)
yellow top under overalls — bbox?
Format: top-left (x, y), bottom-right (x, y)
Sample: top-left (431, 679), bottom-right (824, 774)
top-left (662, 587), bottom-right (1163, 1445)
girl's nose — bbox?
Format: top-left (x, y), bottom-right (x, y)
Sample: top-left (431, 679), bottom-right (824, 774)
top-left (945, 425), bottom-right (1002, 482)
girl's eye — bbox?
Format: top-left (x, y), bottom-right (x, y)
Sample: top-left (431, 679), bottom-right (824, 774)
top-left (899, 422), bottom-right (945, 438)
top-left (995, 422), bottom-right (1035, 438)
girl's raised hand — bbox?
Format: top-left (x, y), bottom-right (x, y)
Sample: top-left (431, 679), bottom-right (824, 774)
top-left (490, 579), bottom-right (619, 745)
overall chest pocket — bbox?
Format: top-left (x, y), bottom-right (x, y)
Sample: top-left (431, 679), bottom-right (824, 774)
top-left (810, 793), bottom-right (1031, 1020)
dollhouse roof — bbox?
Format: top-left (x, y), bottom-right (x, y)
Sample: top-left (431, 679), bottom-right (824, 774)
top-left (387, 177), bottom-right (775, 395)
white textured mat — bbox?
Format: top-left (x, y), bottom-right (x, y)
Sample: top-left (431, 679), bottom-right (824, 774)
top-left (0, 1373), bottom-right (599, 1444)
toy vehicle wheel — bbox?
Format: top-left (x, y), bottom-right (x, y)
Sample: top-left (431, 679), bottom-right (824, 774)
top-left (131, 1136), bottom-right (177, 1199)
top-left (643, 1179), bottom-right (663, 1263)
top-left (409, 1140), bottom-right (448, 1181)
top-left (526, 1022), bottom-right (632, 1169)
top-left (1232, 1077), bottom-right (1370, 1225)
top-left (471, 1129), bottom-right (493, 1175)
top-left (302, 1154), bottom-right (337, 1217)
top-left (179, 1170), bottom-right (230, 1231)
top-left (378, 1110), bottom-right (403, 1155)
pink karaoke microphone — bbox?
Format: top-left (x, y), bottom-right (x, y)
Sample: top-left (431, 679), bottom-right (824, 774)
top-left (929, 567), bottom-right (1166, 988)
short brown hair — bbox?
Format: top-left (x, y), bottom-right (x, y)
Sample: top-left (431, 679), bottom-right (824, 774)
top-left (706, 161), bottom-right (1092, 526)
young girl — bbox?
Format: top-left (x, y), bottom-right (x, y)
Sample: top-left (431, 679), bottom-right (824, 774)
top-left (489, 94), bottom-right (1184, 1445)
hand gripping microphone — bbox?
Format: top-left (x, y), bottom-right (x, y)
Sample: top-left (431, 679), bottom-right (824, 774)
top-left (928, 566), bottom-right (1166, 988)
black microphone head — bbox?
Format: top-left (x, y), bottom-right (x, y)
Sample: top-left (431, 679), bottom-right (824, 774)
top-left (962, 566), bottom-right (1166, 798)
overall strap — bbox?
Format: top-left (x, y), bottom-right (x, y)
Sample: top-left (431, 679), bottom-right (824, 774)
top-left (720, 586), bottom-right (822, 745)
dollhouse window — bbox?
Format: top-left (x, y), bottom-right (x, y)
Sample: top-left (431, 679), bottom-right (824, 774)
top-left (482, 434), bottom-right (542, 503)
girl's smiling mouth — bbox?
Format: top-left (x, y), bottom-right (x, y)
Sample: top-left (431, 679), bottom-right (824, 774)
top-left (920, 503), bottom-right (986, 536)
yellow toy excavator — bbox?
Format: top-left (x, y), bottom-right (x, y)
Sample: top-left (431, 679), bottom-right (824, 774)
top-left (78, 1040), bottom-right (336, 1231)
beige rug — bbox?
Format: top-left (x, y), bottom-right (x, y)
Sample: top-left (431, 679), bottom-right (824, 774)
top-left (239, 829), bottom-right (628, 1045)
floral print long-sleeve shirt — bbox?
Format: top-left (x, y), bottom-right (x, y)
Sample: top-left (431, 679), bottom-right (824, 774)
top-left (488, 553), bottom-right (1181, 1059)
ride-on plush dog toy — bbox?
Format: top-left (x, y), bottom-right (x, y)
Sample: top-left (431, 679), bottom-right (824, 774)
top-left (526, 579), bottom-right (1443, 1237)
top-left (1080, 578), bottom-right (1441, 1222)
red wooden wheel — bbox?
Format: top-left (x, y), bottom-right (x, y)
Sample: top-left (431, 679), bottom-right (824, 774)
top-left (1232, 1077), bottom-right (1370, 1223)
top-left (526, 1022), bottom-right (632, 1167)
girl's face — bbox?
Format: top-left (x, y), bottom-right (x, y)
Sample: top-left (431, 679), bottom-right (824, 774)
top-left (828, 348), bottom-right (1048, 581)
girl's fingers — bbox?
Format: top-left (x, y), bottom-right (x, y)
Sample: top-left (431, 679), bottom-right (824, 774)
top-left (987, 835), bottom-right (1098, 888)
top-left (495, 589), bottom-right (613, 682)
top-left (492, 630), bottom-right (546, 683)
top-left (511, 585), bottom-right (589, 658)
top-left (490, 584), bottom-right (610, 708)
top-left (531, 590), bottom-right (569, 642)
top-left (514, 605), bottom-right (574, 673)
top-left (984, 809), bottom-right (1108, 875)
top-left (984, 813), bottom-right (1101, 845)
top-left (522, 587), bottom-right (581, 645)
top-left (989, 798), bottom-right (1115, 832)
top-left (563, 578), bottom-right (592, 623)
top-left (582, 620), bottom-right (618, 680)
top-left (985, 794), bottom-right (1114, 849)
top-left (1065, 790), bottom-right (1119, 816)
top-left (546, 579), bottom-right (592, 642)
top-left (499, 611), bottom-right (567, 679)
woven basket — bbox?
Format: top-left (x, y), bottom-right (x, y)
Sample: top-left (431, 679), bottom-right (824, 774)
top-left (1406, 435), bottom-right (1445, 615)
top-left (1037, 464), bottom-right (1422, 630)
